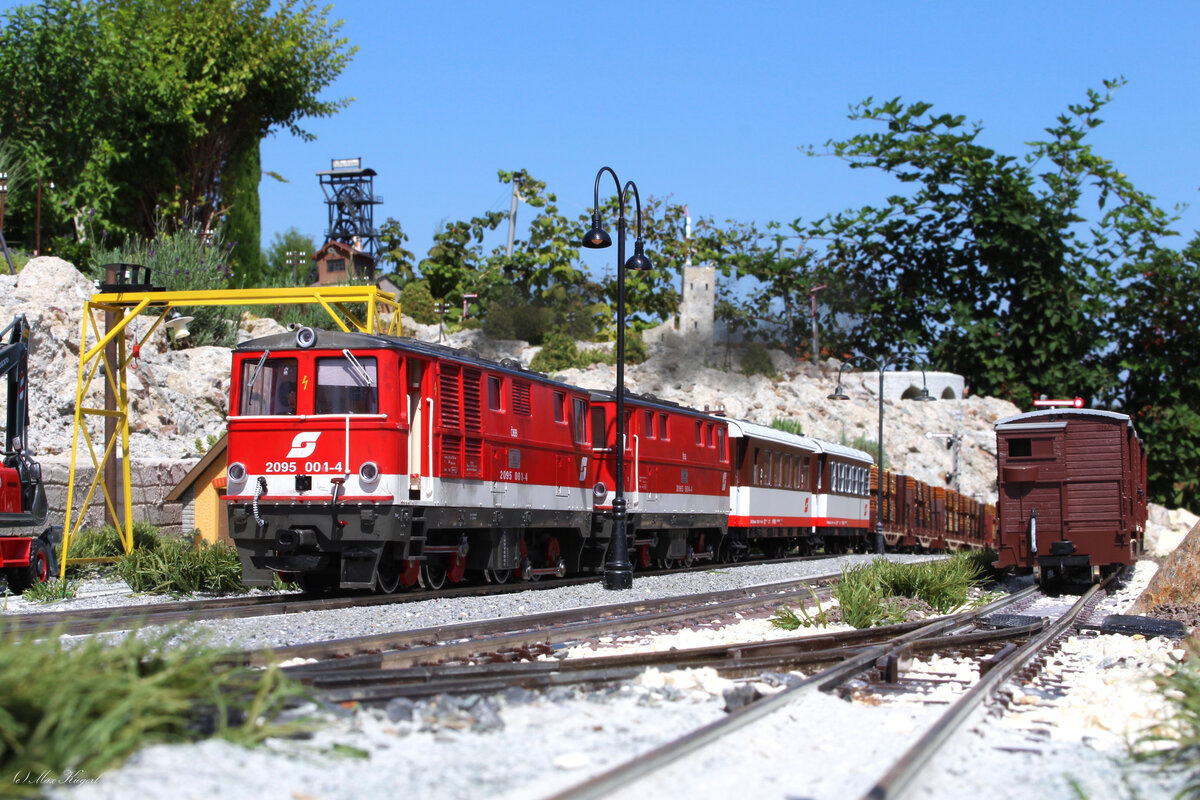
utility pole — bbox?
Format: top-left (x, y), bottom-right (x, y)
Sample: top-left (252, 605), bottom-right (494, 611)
top-left (505, 173), bottom-right (523, 257)
top-left (435, 301), bottom-right (451, 343)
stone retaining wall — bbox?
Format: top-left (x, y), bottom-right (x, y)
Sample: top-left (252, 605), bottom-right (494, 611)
top-left (26, 456), bottom-right (192, 537)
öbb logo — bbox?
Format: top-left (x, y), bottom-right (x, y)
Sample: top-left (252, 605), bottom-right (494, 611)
top-left (286, 432), bottom-right (321, 459)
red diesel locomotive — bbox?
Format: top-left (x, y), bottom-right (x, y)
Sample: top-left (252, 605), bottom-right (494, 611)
top-left (224, 327), bottom-right (991, 592)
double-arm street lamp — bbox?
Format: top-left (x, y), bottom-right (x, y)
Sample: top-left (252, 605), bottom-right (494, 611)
top-left (582, 166), bottom-right (652, 591)
top-left (828, 353), bottom-right (934, 554)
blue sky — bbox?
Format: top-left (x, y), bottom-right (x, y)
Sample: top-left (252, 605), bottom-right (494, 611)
top-left (258, 2), bottom-right (1200, 273)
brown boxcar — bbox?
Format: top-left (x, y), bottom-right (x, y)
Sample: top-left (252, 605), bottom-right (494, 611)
top-left (993, 409), bottom-right (1146, 584)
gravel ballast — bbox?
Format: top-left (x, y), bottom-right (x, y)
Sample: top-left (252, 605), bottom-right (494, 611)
top-left (18, 556), bottom-right (1193, 800)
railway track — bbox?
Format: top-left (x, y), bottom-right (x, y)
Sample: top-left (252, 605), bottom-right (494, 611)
top-left (532, 574), bottom-right (1119, 800)
top-left (0, 555), bottom-right (829, 637)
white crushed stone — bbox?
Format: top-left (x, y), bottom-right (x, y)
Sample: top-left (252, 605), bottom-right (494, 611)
top-left (34, 558), bottom-right (1195, 800)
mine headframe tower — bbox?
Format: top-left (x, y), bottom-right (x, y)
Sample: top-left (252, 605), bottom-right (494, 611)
top-left (317, 157), bottom-right (382, 279)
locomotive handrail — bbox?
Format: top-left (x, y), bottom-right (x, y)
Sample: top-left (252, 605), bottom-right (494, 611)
top-left (227, 414), bottom-right (388, 422)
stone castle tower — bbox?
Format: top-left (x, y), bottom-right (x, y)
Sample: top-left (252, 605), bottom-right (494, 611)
top-left (677, 262), bottom-right (716, 343)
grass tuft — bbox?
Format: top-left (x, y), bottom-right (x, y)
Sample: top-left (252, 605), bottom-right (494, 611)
top-left (117, 538), bottom-right (245, 595)
top-left (0, 627), bottom-right (309, 797)
top-left (833, 554), bottom-right (988, 629)
top-left (18, 578), bottom-right (80, 604)
top-left (771, 585), bottom-right (832, 629)
top-left (1139, 639), bottom-right (1200, 793)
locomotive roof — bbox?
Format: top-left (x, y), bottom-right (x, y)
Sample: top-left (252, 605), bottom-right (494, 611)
top-left (236, 328), bottom-right (555, 382)
top-left (994, 408), bottom-right (1134, 430)
top-left (586, 388), bottom-right (725, 419)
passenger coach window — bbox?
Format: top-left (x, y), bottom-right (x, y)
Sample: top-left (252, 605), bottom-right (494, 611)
top-left (314, 356), bottom-right (377, 414)
top-left (239, 357), bottom-right (299, 416)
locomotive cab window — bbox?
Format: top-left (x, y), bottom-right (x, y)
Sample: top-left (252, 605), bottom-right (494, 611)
top-left (314, 355), bottom-right (378, 415)
top-left (571, 398), bottom-right (588, 444)
top-left (238, 357), bottom-right (299, 416)
top-left (488, 376), bottom-right (503, 411)
top-left (554, 391), bottom-right (566, 423)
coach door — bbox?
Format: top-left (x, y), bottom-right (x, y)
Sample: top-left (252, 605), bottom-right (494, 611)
top-left (407, 358), bottom-right (429, 497)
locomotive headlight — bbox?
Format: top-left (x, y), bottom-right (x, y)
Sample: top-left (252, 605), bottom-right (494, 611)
top-left (295, 326), bottom-right (317, 348)
top-left (358, 461), bottom-right (380, 485)
top-left (227, 461), bottom-right (247, 484)
top-left (592, 482), bottom-right (608, 500)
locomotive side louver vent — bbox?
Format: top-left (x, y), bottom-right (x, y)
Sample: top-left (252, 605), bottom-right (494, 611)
top-left (462, 368), bottom-right (482, 432)
top-left (513, 380), bottom-right (532, 416)
top-left (440, 365), bottom-right (461, 428)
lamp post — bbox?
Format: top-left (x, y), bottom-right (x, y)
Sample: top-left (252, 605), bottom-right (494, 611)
top-left (0, 172), bottom-right (7, 232)
top-left (828, 354), bottom-right (934, 554)
top-left (582, 166), bottom-right (652, 591)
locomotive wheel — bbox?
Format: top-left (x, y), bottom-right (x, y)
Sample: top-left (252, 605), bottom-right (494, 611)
top-left (658, 557), bottom-right (678, 570)
top-left (446, 552), bottom-right (467, 584)
top-left (484, 569), bottom-right (512, 584)
top-left (636, 545), bottom-right (653, 570)
top-left (5, 539), bottom-right (51, 594)
top-left (376, 552), bottom-right (418, 594)
top-left (421, 559), bottom-right (448, 591)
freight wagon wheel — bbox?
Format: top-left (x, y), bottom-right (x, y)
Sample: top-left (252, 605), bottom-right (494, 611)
top-left (5, 539), bottom-right (51, 594)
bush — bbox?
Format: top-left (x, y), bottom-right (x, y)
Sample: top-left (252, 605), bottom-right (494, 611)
top-left (771, 417), bottom-right (804, 436)
top-left (0, 626), bottom-right (307, 793)
top-left (530, 331), bottom-right (581, 373)
top-left (740, 344), bottom-right (776, 378)
top-left (88, 207), bottom-right (236, 348)
top-left (117, 539), bottom-right (244, 595)
top-left (398, 280), bottom-right (437, 325)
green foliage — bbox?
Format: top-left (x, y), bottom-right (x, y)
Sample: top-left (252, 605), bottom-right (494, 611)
top-left (116, 538), bottom-right (244, 595)
top-left (771, 418), bottom-right (804, 436)
top-left (833, 555), bottom-right (986, 628)
top-left (1110, 236), bottom-right (1200, 510)
top-left (740, 344), bottom-right (777, 378)
top-left (67, 522), bottom-right (160, 566)
top-left (396, 280), bottom-right (436, 325)
top-left (88, 207), bottom-right (236, 347)
top-left (18, 577), bottom-right (79, 604)
top-left (804, 80), bottom-right (1177, 410)
top-left (529, 331), bottom-right (581, 373)
top-left (263, 228), bottom-right (317, 287)
top-left (0, 626), bottom-right (307, 795)
top-left (222, 139), bottom-right (267, 287)
top-left (0, 0), bottom-right (355, 250)
top-left (770, 585), bottom-right (830, 629)
top-left (378, 217), bottom-right (417, 283)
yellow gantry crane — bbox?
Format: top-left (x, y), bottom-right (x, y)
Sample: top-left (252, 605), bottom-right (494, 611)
top-left (60, 268), bottom-right (401, 577)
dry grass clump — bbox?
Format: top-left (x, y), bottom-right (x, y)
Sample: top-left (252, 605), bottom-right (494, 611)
top-left (0, 627), bottom-right (306, 798)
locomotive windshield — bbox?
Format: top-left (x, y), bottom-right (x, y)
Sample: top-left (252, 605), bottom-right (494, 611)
top-left (315, 355), bottom-right (378, 415)
top-left (238, 357), bottom-right (298, 416)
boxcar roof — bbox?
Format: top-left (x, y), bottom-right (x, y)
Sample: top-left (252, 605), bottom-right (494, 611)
top-left (994, 408), bottom-right (1133, 430)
